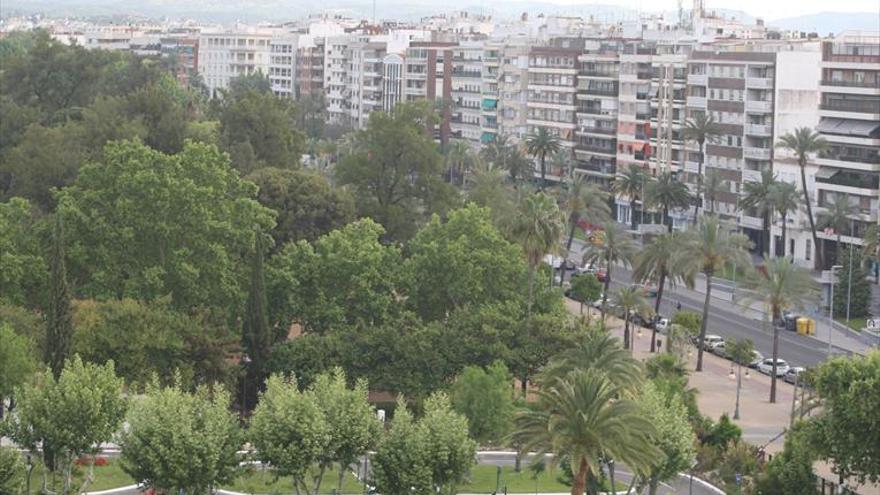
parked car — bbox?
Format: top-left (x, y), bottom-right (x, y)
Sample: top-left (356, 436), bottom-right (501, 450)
top-left (575, 263), bottom-right (597, 276)
top-left (712, 342), bottom-right (729, 359)
top-left (702, 334), bottom-right (724, 351)
top-left (748, 351), bottom-right (765, 369)
top-left (783, 366), bottom-right (806, 384)
top-left (757, 358), bottom-right (790, 377)
top-left (651, 317), bottom-right (670, 333)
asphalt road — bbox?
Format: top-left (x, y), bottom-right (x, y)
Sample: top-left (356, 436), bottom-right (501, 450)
top-left (565, 239), bottom-right (844, 370)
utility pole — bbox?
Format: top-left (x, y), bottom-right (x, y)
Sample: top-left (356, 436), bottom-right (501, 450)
top-left (828, 265), bottom-right (842, 357)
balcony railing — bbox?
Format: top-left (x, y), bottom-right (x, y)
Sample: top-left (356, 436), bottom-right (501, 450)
top-left (744, 147), bottom-right (772, 160)
top-left (746, 123), bottom-right (772, 136)
top-left (820, 100), bottom-right (880, 114)
top-left (687, 73), bottom-right (708, 85)
top-left (742, 168), bottom-right (763, 182)
top-left (577, 145), bottom-right (616, 155)
top-left (820, 79), bottom-right (880, 89)
top-left (746, 77), bottom-right (773, 89)
top-left (746, 100), bottom-right (772, 112)
top-left (687, 96), bottom-right (707, 108)
top-left (578, 126), bottom-right (616, 135)
top-left (584, 88), bottom-right (618, 97)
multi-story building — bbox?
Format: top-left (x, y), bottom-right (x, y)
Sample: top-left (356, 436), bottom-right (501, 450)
top-left (268, 37), bottom-right (298, 98)
top-left (324, 35), bottom-right (354, 124)
top-left (449, 41), bottom-right (485, 144)
top-left (295, 37), bottom-right (326, 98)
top-left (199, 32), bottom-right (275, 96)
top-left (574, 39), bottom-right (620, 185)
top-left (348, 40), bottom-right (387, 128)
top-left (814, 32), bottom-right (880, 267)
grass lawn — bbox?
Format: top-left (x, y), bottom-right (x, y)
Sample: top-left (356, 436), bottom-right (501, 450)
top-left (460, 464), bottom-right (623, 494)
top-left (836, 316), bottom-right (869, 332)
top-left (223, 466), bottom-right (366, 494)
top-left (25, 458), bottom-right (135, 494)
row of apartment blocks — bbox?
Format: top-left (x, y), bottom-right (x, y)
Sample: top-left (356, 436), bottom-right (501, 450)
top-left (194, 28), bottom-right (878, 268)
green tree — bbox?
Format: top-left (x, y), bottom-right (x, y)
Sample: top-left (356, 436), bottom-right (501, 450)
top-left (57, 140), bottom-right (275, 314)
top-left (703, 414), bottom-right (742, 449)
top-left (72, 298), bottom-right (238, 387)
top-left (513, 370), bottom-right (661, 495)
top-left (559, 175), bottom-right (610, 283)
top-left (682, 113), bottom-right (722, 221)
top-left (539, 325), bottom-right (644, 391)
top-left (612, 164), bottom-right (647, 231)
top-left (756, 426), bottom-right (817, 495)
top-left (46, 215), bottom-right (73, 379)
top-left (248, 167), bottom-right (355, 247)
top-left (583, 221), bottom-right (638, 321)
top-left (0, 324), bottom-right (36, 417)
top-left (740, 169), bottom-right (777, 258)
top-left (818, 194), bottom-right (858, 261)
top-left (614, 285), bottom-right (650, 352)
top-left (568, 273), bottom-right (602, 316)
top-left (646, 171), bottom-right (691, 233)
top-left (226, 72), bottom-right (272, 96)
top-left (833, 247), bottom-right (871, 319)
top-left (702, 169), bottom-right (728, 216)
top-left (671, 310), bottom-right (702, 335)
top-left (451, 361), bottom-right (515, 445)
top-left (863, 224), bottom-right (880, 284)
top-left (372, 400), bottom-right (432, 495)
top-left (776, 127), bottom-right (828, 269)
top-left (125, 75), bottom-right (189, 154)
top-left (508, 313), bottom-right (578, 398)
top-left (242, 233), bottom-right (272, 411)
top-left (336, 102), bottom-right (456, 241)
top-left (633, 233), bottom-right (689, 351)
top-left (770, 181), bottom-right (800, 257)
top-left (510, 192), bottom-right (564, 315)
top-left (218, 89), bottom-right (305, 171)
top-left (807, 351), bottom-right (880, 484)
top-left (0, 197), bottom-right (46, 307)
top-left (673, 216), bottom-right (751, 372)
top-left (639, 382), bottom-right (697, 495)
top-left (444, 140), bottom-right (478, 185)
top-left (308, 368), bottom-right (382, 494)
top-left (266, 219), bottom-right (403, 333)
top-left (119, 381), bottom-right (241, 494)
top-left (419, 392), bottom-right (477, 495)
top-left (0, 446), bottom-right (25, 494)
top-left (525, 127), bottom-right (561, 189)
top-left (249, 375), bottom-right (330, 495)
top-left (7, 356), bottom-right (126, 494)
top-left (406, 204), bottom-right (528, 321)
top-left (742, 256), bottom-right (817, 402)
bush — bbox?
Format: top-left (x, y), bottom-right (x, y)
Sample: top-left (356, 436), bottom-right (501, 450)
top-left (671, 310), bottom-right (702, 334)
top-left (702, 414), bottom-right (742, 449)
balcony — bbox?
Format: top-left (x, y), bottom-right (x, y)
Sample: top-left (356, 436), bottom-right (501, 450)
top-left (580, 70), bottom-right (617, 78)
top-left (578, 126), bottom-right (616, 135)
top-left (684, 161), bottom-right (700, 173)
top-left (742, 168), bottom-right (763, 182)
top-left (821, 79), bottom-right (880, 89)
top-left (820, 100), bottom-right (880, 115)
top-left (577, 145), bottom-right (616, 155)
top-left (687, 73), bottom-right (708, 86)
top-left (744, 147), bottom-right (772, 160)
top-left (583, 87), bottom-right (618, 97)
top-left (746, 123), bottom-right (772, 136)
top-left (451, 70), bottom-right (481, 78)
top-left (746, 77), bottom-right (773, 89)
top-left (687, 96), bottom-right (707, 108)
top-left (746, 100), bottom-right (772, 113)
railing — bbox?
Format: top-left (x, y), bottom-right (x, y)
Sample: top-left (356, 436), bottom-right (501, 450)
top-left (746, 100), bottom-right (772, 112)
top-left (451, 71), bottom-right (481, 78)
top-left (746, 77), bottom-right (773, 89)
top-left (687, 96), bottom-right (707, 108)
top-left (742, 168), bottom-right (763, 182)
top-left (820, 79), bottom-right (880, 88)
top-left (744, 147), bottom-right (772, 160)
top-left (687, 73), bottom-right (708, 85)
top-left (577, 145), bottom-right (616, 154)
top-left (578, 126), bottom-right (616, 135)
top-left (580, 70), bottom-right (617, 78)
top-left (746, 123), bottom-right (772, 136)
top-left (584, 88), bottom-right (618, 97)
top-left (820, 100), bottom-right (880, 114)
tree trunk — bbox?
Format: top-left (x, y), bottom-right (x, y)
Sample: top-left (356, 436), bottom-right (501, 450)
top-left (540, 154), bottom-right (547, 190)
top-left (630, 199), bottom-right (638, 231)
top-left (763, 213), bottom-right (771, 258)
top-left (781, 212), bottom-right (788, 257)
top-left (694, 140), bottom-right (705, 222)
top-left (608, 461), bottom-right (616, 495)
top-left (527, 266), bottom-right (535, 316)
top-left (601, 262), bottom-right (612, 322)
top-left (801, 163), bottom-right (823, 269)
top-left (665, 206), bottom-right (673, 233)
top-left (624, 314), bottom-right (631, 351)
top-left (571, 457), bottom-right (589, 495)
top-left (520, 372), bottom-right (528, 398)
top-left (651, 269), bottom-right (667, 352)
top-left (770, 306), bottom-right (781, 403)
top-left (696, 272), bottom-right (713, 372)
top-left (337, 463), bottom-right (347, 493)
top-left (559, 220), bottom-right (577, 286)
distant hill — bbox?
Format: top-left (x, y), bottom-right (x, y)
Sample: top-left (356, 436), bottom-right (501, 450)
top-left (768, 12), bottom-right (878, 36)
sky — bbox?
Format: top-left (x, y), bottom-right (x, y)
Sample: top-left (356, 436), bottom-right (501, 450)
top-left (510, 0), bottom-right (879, 20)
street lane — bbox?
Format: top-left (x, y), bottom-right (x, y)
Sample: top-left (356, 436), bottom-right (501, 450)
top-left (566, 238), bottom-right (845, 369)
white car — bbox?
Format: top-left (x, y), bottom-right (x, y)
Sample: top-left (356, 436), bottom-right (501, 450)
top-left (702, 334), bottom-right (724, 351)
top-left (653, 317), bottom-right (669, 333)
top-left (757, 358), bottom-right (790, 377)
top-left (748, 351), bottom-right (765, 369)
top-left (712, 342), bottom-right (729, 359)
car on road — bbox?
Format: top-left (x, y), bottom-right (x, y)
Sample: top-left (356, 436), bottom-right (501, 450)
top-left (651, 317), bottom-right (669, 333)
top-left (757, 358), bottom-right (790, 377)
top-left (712, 342), bottom-right (729, 359)
top-left (748, 351), bottom-right (765, 369)
top-left (783, 366), bottom-right (806, 384)
top-left (702, 334), bottom-right (724, 351)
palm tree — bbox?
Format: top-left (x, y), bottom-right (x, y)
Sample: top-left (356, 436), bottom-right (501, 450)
top-left (863, 224), bottom-right (880, 284)
top-left (550, 149), bottom-right (575, 179)
top-left (673, 216), bottom-right (751, 371)
top-left (776, 127), bottom-right (829, 269)
top-left (740, 169), bottom-right (777, 258)
top-left (703, 169), bottom-right (728, 216)
top-left (614, 286), bottom-right (650, 352)
top-left (512, 192), bottom-right (565, 315)
top-left (818, 194), bottom-right (858, 261)
top-left (769, 181), bottom-right (800, 257)
top-left (444, 140), bottom-right (474, 185)
top-left (559, 175), bottom-right (611, 284)
top-left (539, 327), bottom-right (644, 391)
top-left (612, 164), bottom-right (647, 231)
top-left (583, 221), bottom-right (638, 321)
top-left (633, 233), bottom-right (690, 352)
top-left (646, 171), bottom-right (691, 233)
top-left (741, 256), bottom-right (817, 403)
top-left (682, 113), bottom-right (722, 221)
top-left (526, 128), bottom-right (562, 190)
top-left (513, 370), bottom-right (661, 495)
top-left (481, 134), bottom-right (511, 172)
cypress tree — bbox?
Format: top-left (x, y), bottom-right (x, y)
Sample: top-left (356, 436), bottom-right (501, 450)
top-left (46, 215), bottom-right (73, 380)
top-left (833, 246), bottom-right (871, 320)
top-left (242, 233), bottom-right (271, 411)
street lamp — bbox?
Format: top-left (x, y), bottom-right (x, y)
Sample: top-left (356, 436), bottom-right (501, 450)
top-left (828, 265), bottom-right (843, 357)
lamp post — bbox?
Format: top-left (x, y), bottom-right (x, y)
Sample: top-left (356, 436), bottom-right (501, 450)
top-left (846, 219), bottom-right (855, 323)
top-left (828, 265), bottom-right (842, 357)
top-left (240, 354), bottom-right (252, 422)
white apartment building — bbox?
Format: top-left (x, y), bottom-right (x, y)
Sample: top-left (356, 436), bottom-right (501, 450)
top-left (199, 32), bottom-right (274, 96)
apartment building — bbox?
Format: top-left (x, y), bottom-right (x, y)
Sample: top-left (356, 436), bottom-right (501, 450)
top-left (574, 39), bottom-right (621, 185)
top-left (324, 35), bottom-right (354, 124)
top-left (199, 32), bottom-right (275, 96)
top-left (449, 41), bottom-right (485, 144)
top-left (491, 42), bottom-right (530, 141)
top-left (403, 42), bottom-right (456, 144)
top-left (295, 38), bottom-right (326, 98)
top-left (268, 37), bottom-right (298, 98)
top-left (348, 41), bottom-right (387, 128)
top-left (813, 32), bottom-right (880, 267)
